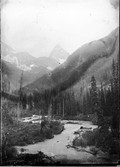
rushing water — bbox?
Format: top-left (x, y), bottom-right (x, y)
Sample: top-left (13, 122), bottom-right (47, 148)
top-left (17, 120), bottom-right (101, 162)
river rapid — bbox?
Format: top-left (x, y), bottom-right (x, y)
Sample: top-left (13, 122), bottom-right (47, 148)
top-left (16, 120), bottom-right (107, 163)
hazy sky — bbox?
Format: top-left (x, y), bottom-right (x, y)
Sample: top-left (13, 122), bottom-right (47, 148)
top-left (1, 0), bottom-right (119, 57)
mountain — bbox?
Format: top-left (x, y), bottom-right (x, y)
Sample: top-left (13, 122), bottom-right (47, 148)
top-left (1, 42), bottom-right (66, 91)
top-left (1, 41), bottom-right (70, 91)
top-left (1, 45), bottom-right (59, 71)
top-left (1, 42), bottom-right (49, 91)
top-left (12, 52), bottom-right (36, 66)
top-left (1, 43), bottom-right (68, 72)
top-left (1, 59), bottom-right (50, 91)
top-left (49, 45), bottom-right (69, 64)
top-left (25, 27), bottom-right (119, 94)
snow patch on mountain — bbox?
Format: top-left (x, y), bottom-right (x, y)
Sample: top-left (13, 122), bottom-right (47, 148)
top-left (4, 55), bottom-right (19, 66)
top-left (30, 64), bottom-right (37, 68)
top-left (47, 66), bottom-right (53, 71)
top-left (19, 64), bottom-right (31, 71)
top-left (3, 55), bottom-right (37, 71)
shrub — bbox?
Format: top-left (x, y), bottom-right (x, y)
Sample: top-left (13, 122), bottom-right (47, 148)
top-left (73, 128), bottom-right (100, 148)
top-left (82, 131), bottom-right (95, 146)
top-left (41, 120), bottom-right (47, 129)
top-left (2, 102), bottom-right (14, 125)
top-left (45, 129), bottom-right (54, 139)
top-left (50, 121), bottom-right (61, 127)
top-left (42, 126), bottom-right (53, 139)
top-left (49, 121), bottom-right (64, 134)
top-left (73, 137), bottom-right (87, 147)
top-left (73, 114), bottom-right (85, 120)
top-left (2, 131), bottom-right (18, 164)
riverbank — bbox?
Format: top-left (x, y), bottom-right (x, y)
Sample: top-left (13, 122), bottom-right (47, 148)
top-left (2, 101), bottom-right (119, 165)
top-left (3, 120), bottom-right (64, 146)
top-left (2, 119), bottom-right (64, 165)
top-left (16, 122), bottom-right (101, 163)
top-left (16, 121), bottom-right (119, 165)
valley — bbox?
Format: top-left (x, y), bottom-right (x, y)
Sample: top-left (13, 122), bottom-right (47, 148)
top-left (1, 27), bottom-right (119, 165)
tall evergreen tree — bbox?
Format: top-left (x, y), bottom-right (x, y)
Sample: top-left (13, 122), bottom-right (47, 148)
top-left (28, 93), bottom-right (33, 110)
top-left (90, 76), bottom-right (103, 127)
top-left (100, 82), bottom-right (106, 115)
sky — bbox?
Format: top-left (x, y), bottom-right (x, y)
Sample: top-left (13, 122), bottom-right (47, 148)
top-left (1, 0), bottom-right (119, 57)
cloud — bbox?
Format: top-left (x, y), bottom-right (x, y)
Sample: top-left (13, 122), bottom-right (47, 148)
top-left (109, 0), bottom-right (119, 9)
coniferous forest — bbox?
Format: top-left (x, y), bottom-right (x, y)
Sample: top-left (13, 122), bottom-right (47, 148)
top-left (16, 57), bottom-right (119, 132)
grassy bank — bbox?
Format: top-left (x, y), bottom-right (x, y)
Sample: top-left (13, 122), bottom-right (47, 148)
top-left (2, 100), bottom-right (64, 146)
top-left (3, 117), bottom-right (64, 147)
top-left (1, 100), bottom-right (64, 165)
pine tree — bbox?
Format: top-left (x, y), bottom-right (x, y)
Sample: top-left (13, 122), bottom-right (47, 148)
top-left (19, 71), bottom-right (23, 95)
top-left (28, 93), bottom-right (33, 110)
top-left (100, 82), bottom-right (106, 115)
top-left (82, 94), bottom-right (87, 115)
top-left (105, 87), bottom-right (112, 116)
top-left (90, 76), bottom-right (103, 127)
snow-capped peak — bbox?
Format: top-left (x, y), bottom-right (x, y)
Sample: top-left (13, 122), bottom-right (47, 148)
top-left (49, 45), bottom-right (69, 64)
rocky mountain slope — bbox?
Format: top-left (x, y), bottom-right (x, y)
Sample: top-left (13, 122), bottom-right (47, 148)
top-left (25, 27), bottom-right (119, 94)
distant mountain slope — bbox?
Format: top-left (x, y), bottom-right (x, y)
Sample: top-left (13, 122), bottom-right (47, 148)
top-left (1, 60), bottom-right (50, 90)
top-left (1, 41), bottom-right (69, 91)
top-left (36, 57), bottom-right (59, 70)
top-left (25, 27), bottom-right (119, 93)
top-left (12, 52), bottom-right (36, 66)
top-left (1, 43), bottom-right (68, 71)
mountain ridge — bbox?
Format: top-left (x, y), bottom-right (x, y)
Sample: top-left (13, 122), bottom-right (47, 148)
top-left (25, 27), bottom-right (119, 93)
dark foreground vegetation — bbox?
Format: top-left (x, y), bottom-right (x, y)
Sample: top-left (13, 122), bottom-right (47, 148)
top-left (1, 149), bottom-right (61, 166)
top-left (1, 100), bottom-right (64, 165)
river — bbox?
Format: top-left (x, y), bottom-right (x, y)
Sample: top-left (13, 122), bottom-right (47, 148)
top-left (16, 120), bottom-right (108, 164)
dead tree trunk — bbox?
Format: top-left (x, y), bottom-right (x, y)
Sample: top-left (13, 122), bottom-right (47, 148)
top-left (63, 98), bottom-right (64, 118)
